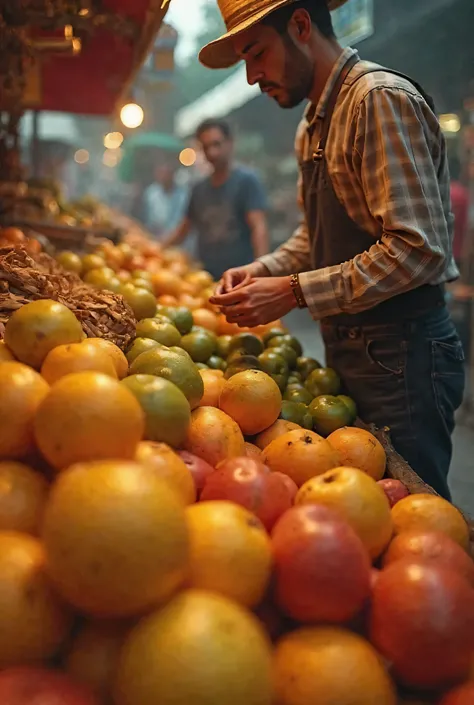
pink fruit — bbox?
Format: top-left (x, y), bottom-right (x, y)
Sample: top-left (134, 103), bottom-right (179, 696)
top-left (177, 450), bottom-right (214, 496)
top-left (0, 667), bottom-right (99, 705)
top-left (377, 479), bottom-right (410, 507)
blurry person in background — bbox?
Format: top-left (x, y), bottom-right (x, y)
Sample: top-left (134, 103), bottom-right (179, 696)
top-left (163, 118), bottom-right (269, 280)
top-left (449, 154), bottom-right (469, 270)
top-left (144, 162), bottom-right (189, 238)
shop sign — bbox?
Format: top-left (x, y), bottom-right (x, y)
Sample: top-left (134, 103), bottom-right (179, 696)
top-left (332, 0), bottom-right (374, 47)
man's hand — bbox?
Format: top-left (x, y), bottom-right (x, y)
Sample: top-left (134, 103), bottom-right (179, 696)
top-left (216, 261), bottom-right (270, 295)
top-left (210, 276), bottom-right (297, 328)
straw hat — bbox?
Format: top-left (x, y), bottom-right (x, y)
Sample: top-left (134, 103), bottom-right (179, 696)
top-left (199, 0), bottom-right (349, 69)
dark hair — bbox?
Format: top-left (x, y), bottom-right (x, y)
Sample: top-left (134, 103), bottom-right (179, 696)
top-left (196, 118), bottom-right (232, 141)
top-left (262, 0), bottom-right (335, 39)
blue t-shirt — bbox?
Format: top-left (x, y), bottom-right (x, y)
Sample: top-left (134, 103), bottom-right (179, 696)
top-left (187, 165), bottom-right (267, 279)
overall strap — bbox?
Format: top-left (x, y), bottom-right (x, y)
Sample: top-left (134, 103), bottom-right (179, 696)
top-left (351, 66), bottom-right (436, 113)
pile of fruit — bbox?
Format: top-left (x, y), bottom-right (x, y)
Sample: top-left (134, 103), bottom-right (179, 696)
top-left (0, 238), bottom-right (472, 705)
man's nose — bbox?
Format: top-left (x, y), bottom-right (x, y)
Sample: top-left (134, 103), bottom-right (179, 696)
top-left (245, 62), bottom-right (262, 86)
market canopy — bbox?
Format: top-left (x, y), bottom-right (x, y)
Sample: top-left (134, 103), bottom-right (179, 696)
top-left (118, 130), bottom-right (185, 182)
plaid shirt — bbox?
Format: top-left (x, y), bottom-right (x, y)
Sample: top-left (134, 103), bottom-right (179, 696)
top-left (259, 48), bottom-right (458, 320)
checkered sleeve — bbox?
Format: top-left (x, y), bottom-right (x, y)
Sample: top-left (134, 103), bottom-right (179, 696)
top-left (298, 87), bottom-right (451, 319)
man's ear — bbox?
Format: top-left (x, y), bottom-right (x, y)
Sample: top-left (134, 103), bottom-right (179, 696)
top-left (288, 8), bottom-right (312, 44)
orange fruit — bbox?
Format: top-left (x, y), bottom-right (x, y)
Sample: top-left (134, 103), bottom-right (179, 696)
top-left (34, 372), bottom-right (144, 470)
top-left (0, 361), bottom-right (50, 459)
top-left (274, 626), bottom-right (396, 705)
top-left (255, 419), bottom-right (301, 450)
top-left (296, 466), bottom-right (393, 559)
top-left (0, 531), bottom-right (73, 667)
top-left (152, 270), bottom-right (182, 298)
top-left (186, 270), bottom-right (214, 290)
top-left (391, 493), bottom-right (470, 550)
top-left (179, 293), bottom-right (204, 311)
top-left (4, 300), bottom-right (84, 369)
top-left (184, 407), bottom-right (245, 467)
top-left (186, 501), bottom-right (272, 607)
top-left (136, 441), bottom-right (196, 505)
top-left (219, 370), bottom-right (282, 435)
top-left (115, 589), bottom-right (273, 705)
top-left (245, 442), bottom-right (262, 459)
top-left (157, 294), bottom-right (179, 307)
top-left (42, 460), bottom-right (189, 617)
top-left (40, 342), bottom-right (118, 384)
top-left (199, 369), bottom-right (225, 407)
top-left (192, 308), bottom-right (219, 332)
top-left (327, 427), bottom-right (386, 481)
top-left (262, 429), bottom-right (340, 487)
top-left (66, 619), bottom-right (131, 699)
top-left (0, 341), bottom-right (15, 361)
top-left (0, 461), bottom-right (48, 534)
top-left (81, 338), bottom-right (129, 379)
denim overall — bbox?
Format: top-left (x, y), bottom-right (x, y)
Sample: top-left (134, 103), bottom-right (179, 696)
top-left (303, 55), bottom-right (465, 499)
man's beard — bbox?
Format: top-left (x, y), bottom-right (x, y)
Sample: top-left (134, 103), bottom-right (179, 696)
top-left (261, 41), bottom-right (313, 109)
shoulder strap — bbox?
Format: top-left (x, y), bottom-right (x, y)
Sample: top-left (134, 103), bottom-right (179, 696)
top-left (351, 66), bottom-right (436, 113)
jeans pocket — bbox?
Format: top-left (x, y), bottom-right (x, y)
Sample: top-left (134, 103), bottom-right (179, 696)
top-left (431, 337), bottom-right (466, 430)
top-left (365, 337), bottom-right (407, 376)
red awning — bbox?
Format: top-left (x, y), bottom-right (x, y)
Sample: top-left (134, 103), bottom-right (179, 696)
top-left (26, 0), bottom-right (168, 116)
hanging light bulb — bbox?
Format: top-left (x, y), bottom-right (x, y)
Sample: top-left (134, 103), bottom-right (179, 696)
top-left (120, 103), bottom-right (144, 129)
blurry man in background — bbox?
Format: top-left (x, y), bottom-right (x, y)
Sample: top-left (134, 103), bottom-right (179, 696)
top-left (449, 155), bottom-right (469, 270)
top-left (164, 118), bottom-right (269, 279)
top-left (144, 162), bottom-right (189, 238)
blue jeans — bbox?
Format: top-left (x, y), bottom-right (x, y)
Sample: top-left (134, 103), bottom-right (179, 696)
top-left (322, 306), bottom-right (465, 500)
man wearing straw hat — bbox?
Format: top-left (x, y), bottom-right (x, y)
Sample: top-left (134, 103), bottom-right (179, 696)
top-left (209, 0), bottom-right (464, 499)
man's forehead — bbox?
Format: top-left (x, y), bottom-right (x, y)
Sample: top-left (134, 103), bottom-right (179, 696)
top-left (232, 24), bottom-right (273, 55)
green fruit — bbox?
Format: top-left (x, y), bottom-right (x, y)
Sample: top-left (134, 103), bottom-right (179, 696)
top-left (126, 337), bottom-right (161, 364)
top-left (224, 355), bottom-right (261, 379)
top-left (195, 363), bottom-right (209, 370)
top-left (283, 386), bottom-right (313, 405)
top-left (123, 287), bottom-right (157, 321)
top-left (272, 373), bottom-right (289, 393)
top-left (309, 395), bottom-right (351, 436)
top-left (263, 328), bottom-right (286, 346)
top-left (165, 306), bottom-right (194, 335)
top-left (338, 395), bottom-right (357, 423)
top-left (132, 278), bottom-right (154, 292)
top-left (268, 334), bottom-right (302, 357)
top-left (227, 349), bottom-right (247, 365)
top-left (270, 345), bottom-right (297, 369)
top-left (135, 318), bottom-right (182, 347)
top-left (228, 333), bottom-right (264, 358)
top-left (287, 372), bottom-right (303, 385)
top-left (153, 314), bottom-right (177, 327)
top-left (216, 335), bottom-right (232, 358)
top-left (305, 367), bottom-right (341, 396)
top-left (258, 351), bottom-right (289, 377)
top-left (207, 355), bottom-right (227, 371)
top-left (180, 331), bottom-right (217, 363)
top-left (296, 356), bottom-right (322, 380)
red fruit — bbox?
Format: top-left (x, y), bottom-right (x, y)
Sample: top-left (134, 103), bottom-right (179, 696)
top-left (383, 530), bottom-right (474, 588)
top-left (0, 667), bottom-right (99, 704)
top-left (271, 504), bottom-right (371, 623)
top-left (177, 451), bottom-right (214, 496)
top-left (439, 682), bottom-right (474, 705)
top-left (370, 560), bottom-right (474, 690)
top-left (377, 479), bottom-right (410, 507)
top-left (201, 457), bottom-right (297, 531)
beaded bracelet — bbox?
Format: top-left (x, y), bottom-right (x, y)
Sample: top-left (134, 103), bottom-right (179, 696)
top-left (290, 273), bottom-right (307, 309)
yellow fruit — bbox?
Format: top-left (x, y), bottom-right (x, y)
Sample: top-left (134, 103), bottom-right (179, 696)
top-left (0, 361), bottom-right (50, 460)
top-left (262, 429), bottom-right (340, 487)
top-left (4, 299), bottom-right (84, 369)
top-left (136, 441), bottom-right (196, 505)
top-left (296, 466), bottom-right (393, 559)
top-left (185, 407), bottom-right (245, 467)
top-left (57, 250), bottom-right (83, 274)
top-left (34, 371), bottom-right (144, 470)
top-left (66, 620), bottom-right (131, 699)
top-left (186, 501), bottom-right (272, 607)
top-left (0, 531), bottom-right (73, 667)
top-left (123, 287), bottom-right (157, 320)
top-left (327, 427), bottom-right (386, 481)
top-left (81, 253), bottom-right (105, 272)
top-left (255, 419), bottom-right (300, 450)
top-left (42, 460), bottom-right (189, 617)
top-left (0, 461), bottom-right (48, 534)
top-left (274, 627), bottom-right (396, 705)
top-left (199, 369), bottom-right (225, 407)
top-left (40, 342), bottom-right (118, 384)
top-left (391, 493), bottom-right (470, 551)
top-left (0, 341), bottom-right (15, 361)
top-left (219, 370), bottom-right (282, 435)
top-left (82, 338), bottom-right (129, 379)
top-left (115, 589), bottom-right (273, 705)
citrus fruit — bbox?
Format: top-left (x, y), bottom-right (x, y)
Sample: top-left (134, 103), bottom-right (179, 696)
top-left (0, 341), bottom-right (15, 361)
top-left (225, 354), bottom-right (262, 378)
top-left (152, 270), bottom-right (182, 297)
top-left (130, 346), bottom-right (204, 409)
top-left (0, 461), bottom-right (48, 534)
top-left (165, 306), bottom-right (194, 335)
top-left (199, 369), bottom-right (225, 407)
top-left (42, 460), bottom-right (189, 617)
top-left (262, 429), bottom-right (340, 487)
top-left (206, 354), bottom-right (226, 370)
top-left (216, 335), bottom-right (232, 358)
top-left (181, 331), bottom-right (216, 362)
top-left (283, 386), bottom-right (313, 405)
top-left (391, 493), bottom-right (470, 550)
top-left (40, 342), bottom-right (118, 384)
top-left (186, 501), bottom-right (272, 607)
top-left (245, 442), bottom-right (262, 459)
top-left (338, 394), bottom-right (357, 422)
top-left (192, 308), bottom-right (219, 332)
top-left (274, 626), bottom-right (396, 705)
top-left (219, 370), bottom-right (282, 435)
top-left (57, 250), bottom-right (83, 274)
top-left (309, 395), bottom-right (352, 435)
top-left (34, 372), bottom-right (144, 470)
top-left (280, 400), bottom-right (313, 429)
top-left (296, 466), bottom-right (393, 559)
top-left (296, 356), bottom-right (321, 379)
top-left (136, 441), bottom-right (196, 505)
top-left (132, 277), bottom-right (154, 291)
top-left (135, 318), bottom-right (181, 346)
top-left (84, 267), bottom-right (119, 291)
top-left (228, 333), bottom-right (264, 357)
top-left (115, 589), bottom-right (273, 705)
top-left (121, 374), bottom-right (190, 447)
top-left (326, 426), bottom-right (386, 480)
top-left (0, 532), bottom-right (73, 667)
top-left (184, 407), bottom-right (245, 466)
top-left (268, 334), bottom-right (302, 357)
top-left (0, 667), bottom-right (100, 705)
top-left (81, 253), bottom-right (105, 273)
top-left (0, 362), bottom-right (49, 459)
top-left (81, 338), bottom-right (128, 379)
top-left (66, 620), bottom-right (130, 699)
top-left (125, 337), bottom-right (160, 364)
top-left (262, 328), bottom-right (286, 345)
top-left (258, 350), bottom-right (289, 377)
top-left (123, 287), bottom-right (157, 320)
top-left (4, 300), bottom-right (84, 369)
top-left (270, 345), bottom-right (297, 369)
top-left (305, 367), bottom-right (341, 396)
top-left (255, 419), bottom-right (301, 450)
